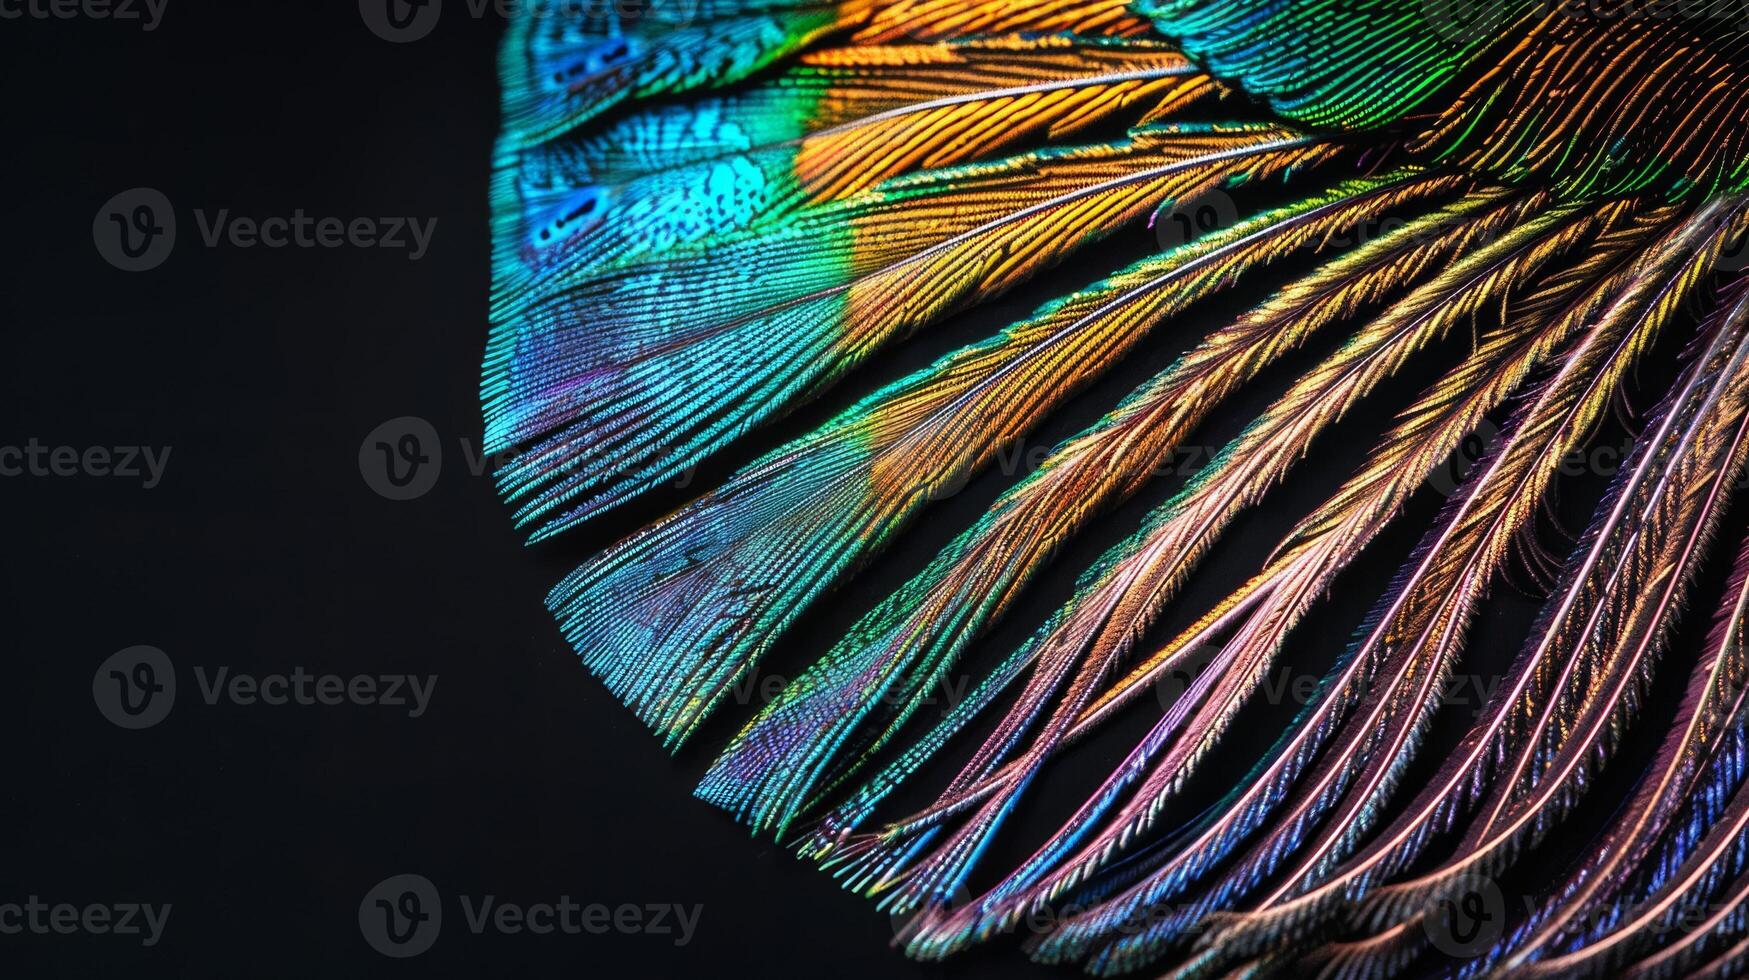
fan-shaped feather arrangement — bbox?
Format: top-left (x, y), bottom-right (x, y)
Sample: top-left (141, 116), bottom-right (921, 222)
top-left (486, 0), bottom-right (1749, 974)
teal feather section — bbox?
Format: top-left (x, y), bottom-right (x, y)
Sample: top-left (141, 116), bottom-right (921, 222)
top-left (490, 127), bottom-right (1308, 538)
top-left (698, 175), bottom-right (1511, 837)
top-left (547, 151), bottom-right (1350, 746)
top-left (1137, 0), bottom-right (1541, 130)
top-left (497, 0), bottom-right (853, 152)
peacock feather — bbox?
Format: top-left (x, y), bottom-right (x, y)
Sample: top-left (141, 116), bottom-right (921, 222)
top-left (486, 0), bottom-right (1749, 973)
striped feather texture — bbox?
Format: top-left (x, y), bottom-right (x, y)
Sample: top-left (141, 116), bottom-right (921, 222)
top-left (485, 0), bottom-right (1749, 973)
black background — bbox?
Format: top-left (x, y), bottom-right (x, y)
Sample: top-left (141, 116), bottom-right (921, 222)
top-left (5, 5), bottom-right (1067, 977)
top-left (5, 3), bottom-right (1731, 978)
